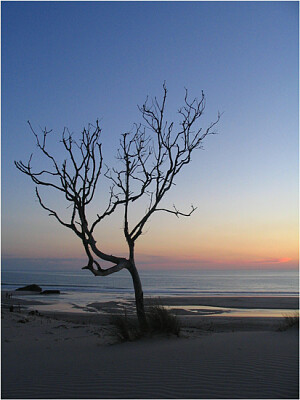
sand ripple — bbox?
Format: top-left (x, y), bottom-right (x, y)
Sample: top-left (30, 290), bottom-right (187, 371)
top-left (2, 330), bottom-right (298, 399)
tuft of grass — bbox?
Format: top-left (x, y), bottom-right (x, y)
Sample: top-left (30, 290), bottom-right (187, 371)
top-left (278, 312), bottom-right (299, 331)
top-left (109, 303), bottom-right (181, 341)
top-left (109, 310), bottom-right (141, 342)
top-left (147, 304), bottom-right (181, 336)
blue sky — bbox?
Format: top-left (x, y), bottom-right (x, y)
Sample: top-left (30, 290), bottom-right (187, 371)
top-left (2, 1), bottom-right (299, 270)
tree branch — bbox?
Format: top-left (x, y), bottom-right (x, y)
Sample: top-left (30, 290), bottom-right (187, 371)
top-left (155, 204), bottom-right (197, 218)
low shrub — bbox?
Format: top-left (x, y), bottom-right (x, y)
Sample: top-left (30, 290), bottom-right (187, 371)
top-left (147, 304), bottom-right (181, 336)
top-left (110, 311), bottom-right (141, 342)
top-left (110, 303), bottom-right (181, 341)
top-left (278, 312), bottom-right (299, 331)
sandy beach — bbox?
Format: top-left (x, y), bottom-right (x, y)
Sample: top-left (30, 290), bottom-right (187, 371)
top-left (1, 292), bottom-right (299, 399)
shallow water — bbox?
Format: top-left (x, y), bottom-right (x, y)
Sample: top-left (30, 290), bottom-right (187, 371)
top-left (166, 304), bottom-right (298, 318)
top-left (5, 290), bottom-right (298, 318)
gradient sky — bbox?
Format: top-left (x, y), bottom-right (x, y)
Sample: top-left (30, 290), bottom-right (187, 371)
top-left (2, 1), bottom-right (299, 271)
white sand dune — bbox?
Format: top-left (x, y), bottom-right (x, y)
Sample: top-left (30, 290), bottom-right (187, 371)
top-left (1, 306), bottom-right (299, 399)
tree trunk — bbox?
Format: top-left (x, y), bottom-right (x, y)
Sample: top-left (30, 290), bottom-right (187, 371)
top-left (127, 261), bottom-right (148, 331)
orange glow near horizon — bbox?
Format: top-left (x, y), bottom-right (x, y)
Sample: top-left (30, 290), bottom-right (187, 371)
top-left (2, 198), bottom-right (298, 271)
top-left (3, 222), bottom-right (298, 270)
top-left (134, 254), bottom-right (298, 270)
top-left (2, 252), bottom-right (298, 271)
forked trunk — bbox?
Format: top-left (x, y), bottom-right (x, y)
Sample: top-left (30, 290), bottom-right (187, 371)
top-left (127, 261), bottom-right (148, 331)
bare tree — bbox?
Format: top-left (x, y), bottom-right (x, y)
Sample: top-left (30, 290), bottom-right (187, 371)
top-left (15, 84), bottom-right (220, 330)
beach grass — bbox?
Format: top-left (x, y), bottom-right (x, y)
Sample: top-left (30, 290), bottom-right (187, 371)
top-left (110, 304), bottom-right (181, 341)
top-left (278, 311), bottom-right (299, 331)
top-left (147, 303), bottom-right (181, 336)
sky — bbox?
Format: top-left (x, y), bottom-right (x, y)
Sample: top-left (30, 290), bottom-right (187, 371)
top-left (2, 1), bottom-right (299, 271)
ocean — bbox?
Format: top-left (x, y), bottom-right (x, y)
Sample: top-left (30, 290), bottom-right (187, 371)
top-left (2, 268), bottom-right (299, 296)
top-left (2, 268), bottom-right (299, 302)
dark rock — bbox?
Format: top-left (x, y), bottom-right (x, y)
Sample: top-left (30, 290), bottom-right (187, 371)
top-left (41, 290), bottom-right (60, 295)
top-left (16, 284), bottom-right (42, 292)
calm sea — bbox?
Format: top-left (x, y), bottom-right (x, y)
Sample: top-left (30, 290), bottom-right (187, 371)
top-left (2, 268), bottom-right (299, 298)
top-left (2, 268), bottom-right (298, 314)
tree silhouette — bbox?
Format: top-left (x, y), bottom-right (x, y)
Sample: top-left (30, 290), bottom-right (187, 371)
top-left (15, 84), bottom-right (220, 330)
